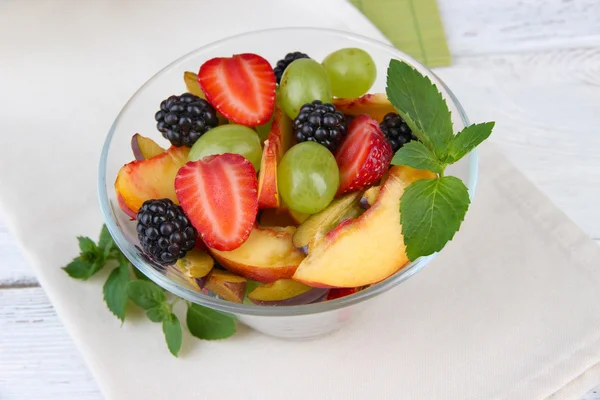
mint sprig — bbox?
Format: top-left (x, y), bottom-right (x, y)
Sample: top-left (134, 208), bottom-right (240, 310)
top-left (400, 177), bottom-right (470, 260)
top-left (386, 60), bottom-right (454, 159)
top-left (63, 224), bottom-right (237, 357)
top-left (187, 303), bottom-right (236, 340)
top-left (103, 255), bottom-right (130, 322)
top-left (386, 60), bottom-right (495, 260)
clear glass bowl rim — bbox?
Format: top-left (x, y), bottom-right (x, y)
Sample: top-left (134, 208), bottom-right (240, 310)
top-left (98, 27), bottom-right (476, 317)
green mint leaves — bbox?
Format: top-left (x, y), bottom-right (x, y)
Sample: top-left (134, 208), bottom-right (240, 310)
top-left (391, 141), bottom-right (444, 174)
top-left (400, 177), bottom-right (470, 260)
top-left (103, 255), bottom-right (130, 321)
top-left (387, 60), bottom-right (495, 260)
top-left (445, 122), bottom-right (495, 164)
top-left (63, 227), bottom-right (116, 280)
top-left (162, 314), bottom-right (183, 357)
top-left (187, 304), bottom-right (236, 340)
top-left (386, 60), bottom-right (454, 159)
top-left (126, 280), bottom-right (167, 309)
top-left (64, 224), bottom-right (237, 357)
top-left (126, 280), bottom-right (182, 356)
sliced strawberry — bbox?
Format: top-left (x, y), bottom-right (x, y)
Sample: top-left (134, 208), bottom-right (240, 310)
top-left (175, 153), bottom-right (258, 251)
top-left (334, 114), bottom-right (393, 195)
top-left (326, 287), bottom-right (360, 301)
top-left (198, 53), bottom-right (276, 126)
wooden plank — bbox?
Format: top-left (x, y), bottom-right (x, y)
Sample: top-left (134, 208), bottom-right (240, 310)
top-left (0, 287), bottom-right (100, 399)
top-left (439, 0), bottom-right (600, 56)
top-left (0, 218), bottom-right (37, 287)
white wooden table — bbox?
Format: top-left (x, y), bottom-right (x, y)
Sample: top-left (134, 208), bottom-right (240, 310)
top-left (1, 0), bottom-right (599, 398)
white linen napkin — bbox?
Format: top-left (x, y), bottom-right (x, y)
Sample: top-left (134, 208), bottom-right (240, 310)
top-left (2, 1), bottom-right (600, 399)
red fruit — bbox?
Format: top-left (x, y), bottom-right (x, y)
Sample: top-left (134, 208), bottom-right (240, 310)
top-left (326, 287), bottom-right (360, 301)
top-left (198, 53), bottom-right (276, 126)
top-left (175, 154), bottom-right (259, 251)
top-left (335, 114), bottom-right (393, 195)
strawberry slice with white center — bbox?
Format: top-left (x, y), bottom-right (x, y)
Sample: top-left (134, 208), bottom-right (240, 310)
top-left (198, 53), bottom-right (276, 126)
top-left (175, 153), bottom-right (258, 251)
top-left (335, 114), bottom-right (393, 195)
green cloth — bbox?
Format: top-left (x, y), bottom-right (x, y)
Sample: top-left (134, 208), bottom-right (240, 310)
top-left (349, 0), bottom-right (451, 67)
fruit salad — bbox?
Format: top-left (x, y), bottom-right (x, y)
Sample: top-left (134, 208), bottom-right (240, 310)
top-left (114, 48), bottom-right (478, 306)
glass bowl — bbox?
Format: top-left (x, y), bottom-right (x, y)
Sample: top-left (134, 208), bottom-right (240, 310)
top-left (99, 27), bottom-right (476, 339)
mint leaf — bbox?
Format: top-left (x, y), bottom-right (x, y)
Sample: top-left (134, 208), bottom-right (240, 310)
top-left (78, 236), bottom-right (97, 254)
top-left (446, 122), bottom-right (495, 163)
top-left (391, 141), bottom-right (444, 174)
top-left (133, 267), bottom-right (150, 281)
top-left (146, 306), bottom-right (170, 322)
top-left (386, 60), bottom-right (453, 158)
top-left (126, 280), bottom-right (166, 310)
top-left (186, 303), bottom-right (236, 340)
top-left (98, 225), bottom-right (113, 252)
top-left (103, 257), bottom-right (130, 322)
top-left (400, 176), bottom-right (470, 260)
top-left (63, 257), bottom-right (94, 280)
top-left (162, 314), bottom-right (182, 357)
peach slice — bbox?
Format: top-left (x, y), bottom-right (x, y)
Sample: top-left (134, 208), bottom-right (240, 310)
top-left (114, 146), bottom-right (189, 214)
top-left (209, 226), bottom-right (305, 283)
top-left (248, 279), bottom-right (328, 306)
top-left (292, 192), bottom-right (363, 253)
top-left (293, 166), bottom-right (436, 288)
top-left (257, 104), bottom-right (294, 209)
top-left (333, 93), bottom-right (396, 122)
top-left (131, 133), bottom-right (166, 160)
top-left (205, 269), bottom-right (247, 303)
top-left (117, 192), bottom-right (137, 220)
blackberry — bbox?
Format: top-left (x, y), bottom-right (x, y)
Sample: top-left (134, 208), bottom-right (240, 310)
top-left (293, 100), bottom-right (346, 151)
top-left (136, 199), bottom-right (197, 265)
top-left (155, 93), bottom-right (219, 147)
top-left (379, 112), bottom-right (418, 152)
top-left (273, 52), bottom-right (310, 84)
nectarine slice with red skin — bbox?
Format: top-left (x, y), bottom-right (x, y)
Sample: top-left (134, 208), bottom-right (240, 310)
top-left (114, 146), bottom-right (189, 214)
top-left (131, 133), bottom-right (166, 161)
top-left (292, 166), bottom-right (436, 288)
top-left (117, 192), bottom-right (137, 220)
top-left (257, 104), bottom-right (294, 209)
top-left (333, 93), bottom-right (396, 123)
top-left (209, 226), bottom-right (305, 283)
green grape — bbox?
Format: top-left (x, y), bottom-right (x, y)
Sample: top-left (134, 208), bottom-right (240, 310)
top-left (277, 142), bottom-right (339, 214)
top-left (322, 48), bottom-right (376, 98)
top-left (189, 124), bottom-right (262, 171)
top-left (279, 59), bottom-right (332, 120)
